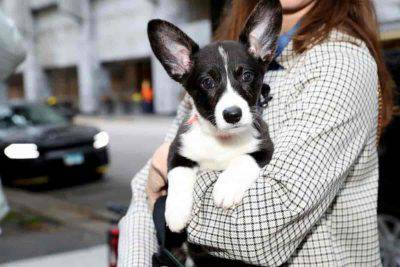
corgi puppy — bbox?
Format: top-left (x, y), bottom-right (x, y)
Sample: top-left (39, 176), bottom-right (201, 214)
top-left (148, 0), bottom-right (281, 233)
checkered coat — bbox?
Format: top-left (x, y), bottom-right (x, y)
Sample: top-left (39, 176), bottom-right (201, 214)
top-left (118, 30), bottom-right (381, 266)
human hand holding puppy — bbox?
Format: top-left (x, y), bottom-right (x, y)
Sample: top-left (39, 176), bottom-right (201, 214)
top-left (146, 142), bottom-right (170, 212)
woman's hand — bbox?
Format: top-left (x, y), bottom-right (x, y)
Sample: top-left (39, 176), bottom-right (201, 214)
top-left (146, 142), bottom-right (170, 211)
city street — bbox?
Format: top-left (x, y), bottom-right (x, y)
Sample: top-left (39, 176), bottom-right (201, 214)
top-left (0, 115), bottom-right (173, 264)
top-left (48, 115), bottom-right (172, 213)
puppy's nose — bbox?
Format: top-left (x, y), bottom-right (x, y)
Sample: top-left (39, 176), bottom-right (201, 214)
top-left (223, 106), bottom-right (242, 124)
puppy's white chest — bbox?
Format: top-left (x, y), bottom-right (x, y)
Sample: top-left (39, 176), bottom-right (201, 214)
top-left (180, 125), bottom-right (260, 170)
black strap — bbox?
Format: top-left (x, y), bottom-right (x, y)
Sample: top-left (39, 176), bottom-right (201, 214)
top-left (268, 59), bottom-right (283, 71)
top-left (152, 196), bottom-right (186, 267)
top-left (153, 196), bottom-right (167, 247)
top-left (257, 83), bottom-right (273, 111)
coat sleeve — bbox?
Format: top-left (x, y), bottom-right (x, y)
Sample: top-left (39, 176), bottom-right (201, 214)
top-left (186, 43), bottom-right (379, 266)
top-left (118, 95), bottom-right (192, 267)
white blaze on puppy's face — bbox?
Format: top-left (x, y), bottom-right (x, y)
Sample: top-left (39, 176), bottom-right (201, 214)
top-left (215, 46), bottom-right (252, 132)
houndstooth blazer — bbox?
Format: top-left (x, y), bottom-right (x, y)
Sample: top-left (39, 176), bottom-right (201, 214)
top-left (118, 30), bottom-right (381, 266)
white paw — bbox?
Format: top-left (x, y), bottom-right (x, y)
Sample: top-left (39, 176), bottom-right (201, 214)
top-left (213, 164), bottom-right (259, 209)
top-left (165, 194), bottom-right (192, 232)
top-left (212, 170), bottom-right (247, 209)
top-left (165, 166), bottom-right (197, 232)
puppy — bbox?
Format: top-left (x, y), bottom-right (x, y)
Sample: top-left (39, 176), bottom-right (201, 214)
top-left (148, 0), bottom-right (281, 233)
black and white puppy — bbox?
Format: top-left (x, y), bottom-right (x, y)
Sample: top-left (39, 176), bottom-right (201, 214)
top-left (148, 0), bottom-right (281, 233)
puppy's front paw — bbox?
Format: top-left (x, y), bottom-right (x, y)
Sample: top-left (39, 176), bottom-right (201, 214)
top-left (165, 194), bottom-right (192, 232)
top-left (212, 170), bottom-right (245, 209)
top-left (213, 167), bottom-right (259, 209)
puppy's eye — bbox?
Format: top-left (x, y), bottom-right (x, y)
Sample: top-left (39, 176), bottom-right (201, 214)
top-left (200, 77), bottom-right (215, 90)
top-left (241, 71), bottom-right (254, 83)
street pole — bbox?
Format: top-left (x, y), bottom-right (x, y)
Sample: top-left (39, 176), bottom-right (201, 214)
top-left (22, 0), bottom-right (50, 102)
top-left (151, 0), bottom-right (191, 115)
top-left (76, 0), bottom-right (99, 114)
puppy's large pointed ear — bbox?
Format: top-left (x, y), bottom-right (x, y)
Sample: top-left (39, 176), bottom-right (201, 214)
top-left (239, 0), bottom-right (282, 62)
top-left (148, 19), bottom-right (199, 82)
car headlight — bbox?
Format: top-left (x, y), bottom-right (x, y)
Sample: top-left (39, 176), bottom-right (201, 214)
top-left (93, 131), bottom-right (109, 149)
top-left (4, 144), bottom-right (39, 159)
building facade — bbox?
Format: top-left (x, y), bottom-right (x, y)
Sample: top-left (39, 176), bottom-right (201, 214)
top-left (0, 0), bottom-right (211, 114)
top-left (0, 0), bottom-right (399, 114)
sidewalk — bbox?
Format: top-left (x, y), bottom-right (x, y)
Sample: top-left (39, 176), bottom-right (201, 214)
top-left (0, 245), bottom-right (107, 267)
top-left (5, 188), bottom-right (110, 234)
top-left (1, 189), bottom-right (107, 263)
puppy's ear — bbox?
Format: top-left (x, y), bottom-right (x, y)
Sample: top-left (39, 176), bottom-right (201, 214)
top-left (239, 0), bottom-right (282, 62)
top-left (148, 19), bottom-right (199, 82)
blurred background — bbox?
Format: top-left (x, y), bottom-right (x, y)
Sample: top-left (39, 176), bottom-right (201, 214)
top-left (0, 0), bottom-right (398, 266)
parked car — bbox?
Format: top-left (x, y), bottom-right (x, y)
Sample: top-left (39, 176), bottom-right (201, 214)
top-left (0, 102), bottom-right (109, 187)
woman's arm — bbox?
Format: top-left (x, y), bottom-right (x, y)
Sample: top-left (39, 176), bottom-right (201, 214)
top-left (118, 95), bottom-right (191, 267)
top-left (187, 42), bottom-right (379, 266)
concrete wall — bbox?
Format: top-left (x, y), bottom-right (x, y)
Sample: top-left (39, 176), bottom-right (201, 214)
top-left (374, 0), bottom-right (400, 32)
top-left (2, 0), bottom-right (399, 113)
top-left (94, 0), bottom-right (154, 62)
top-left (35, 8), bottom-right (80, 68)
top-left (0, 0), bottom-right (212, 114)
top-left (32, 0), bottom-right (156, 68)
top-left (13, 0), bottom-right (210, 67)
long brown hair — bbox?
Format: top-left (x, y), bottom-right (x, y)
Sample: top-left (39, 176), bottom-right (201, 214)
top-left (215, 0), bottom-right (394, 128)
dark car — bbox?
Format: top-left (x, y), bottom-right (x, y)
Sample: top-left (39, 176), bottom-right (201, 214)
top-left (0, 102), bottom-right (109, 187)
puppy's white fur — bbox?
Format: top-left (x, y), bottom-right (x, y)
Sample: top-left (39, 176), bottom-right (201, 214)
top-left (166, 110), bottom-right (261, 232)
top-left (248, 20), bottom-right (275, 60)
top-left (180, 115), bottom-right (260, 171)
top-left (165, 166), bottom-right (198, 232)
top-left (164, 42), bottom-right (192, 77)
top-left (213, 154), bottom-right (260, 209)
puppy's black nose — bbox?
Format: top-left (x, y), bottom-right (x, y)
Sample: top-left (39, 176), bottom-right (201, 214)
top-left (223, 106), bottom-right (242, 124)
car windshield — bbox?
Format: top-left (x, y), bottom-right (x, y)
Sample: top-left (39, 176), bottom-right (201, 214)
top-left (0, 104), bottom-right (68, 129)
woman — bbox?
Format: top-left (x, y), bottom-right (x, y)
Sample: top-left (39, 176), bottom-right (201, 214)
top-left (118, 0), bottom-right (393, 265)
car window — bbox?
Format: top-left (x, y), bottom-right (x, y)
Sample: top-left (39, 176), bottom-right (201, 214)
top-left (0, 104), bottom-right (68, 128)
top-left (0, 106), bottom-right (14, 129)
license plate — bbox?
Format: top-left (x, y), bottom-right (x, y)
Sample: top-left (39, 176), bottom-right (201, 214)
top-left (63, 152), bottom-right (84, 166)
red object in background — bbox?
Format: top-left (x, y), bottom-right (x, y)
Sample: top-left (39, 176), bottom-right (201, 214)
top-left (106, 203), bottom-right (127, 267)
top-left (108, 227), bottom-right (119, 267)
